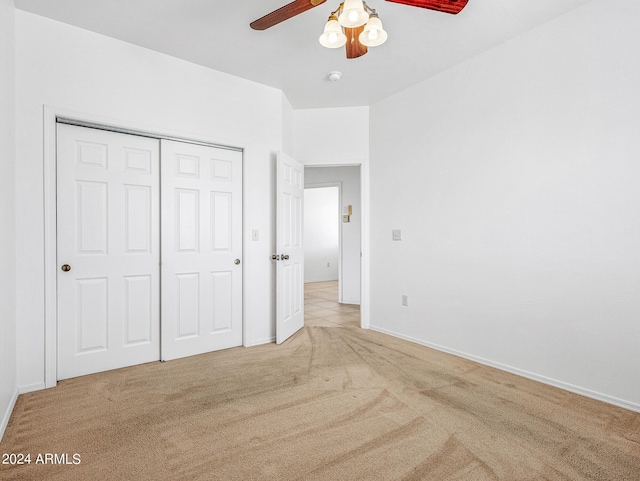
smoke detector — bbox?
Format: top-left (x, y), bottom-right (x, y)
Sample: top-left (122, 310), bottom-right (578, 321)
top-left (328, 71), bottom-right (342, 82)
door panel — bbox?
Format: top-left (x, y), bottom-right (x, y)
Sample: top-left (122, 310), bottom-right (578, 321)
top-left (124, 185), bottom-right (152, 253)
top-left (276, 152), bottom-right (305, 344)
top-left (77, 277), bottom-right (108, 352)
top-left (124, 274), bottom-right (153, 345)
top-left (176, 273), bottom-right (200, 338)
top-left (161, 140), bottom-right (243, 360)
top-left (57, 124), bottom-right (160, 380)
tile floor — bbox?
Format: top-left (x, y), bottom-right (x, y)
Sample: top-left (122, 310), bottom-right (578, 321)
top-left (304, 281), bottom-right (360, 328)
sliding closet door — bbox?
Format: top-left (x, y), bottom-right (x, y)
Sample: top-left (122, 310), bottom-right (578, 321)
top-left (160, 140), bottom-right (243, 360)
top-left (57, 124), bottom-right (160, 380)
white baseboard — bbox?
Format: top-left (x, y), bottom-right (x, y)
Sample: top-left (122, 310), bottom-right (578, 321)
top-left (245, 336), bottom-right (275, 347)
top-left (18, 382), bottom-right (47, 394)
top-left (369, 325), bottom-right (640, 414)
top-left (0, 388), bottom-right (19, 443)
top-left (340, 299), bottom-right (360, 306)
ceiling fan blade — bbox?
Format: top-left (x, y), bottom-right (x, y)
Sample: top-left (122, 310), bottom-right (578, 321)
top-left (385, 0), bottom-right (469, 15)
top-left (345, 26), bottom-right (368, 59)
top-left (250, 0), bottom-right (327, 30)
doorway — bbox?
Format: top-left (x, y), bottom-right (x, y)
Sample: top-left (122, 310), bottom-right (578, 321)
top-left (303, 165), bottom-right (361, 327)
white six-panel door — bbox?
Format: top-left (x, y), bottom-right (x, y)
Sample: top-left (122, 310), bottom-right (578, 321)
top-left (160, 140), bottom-right (243, 360)
top-left (276, 152), bottom-right (304, 344)
top-left (57, 124), bottom-right (243, 379)
top-left (57, 124), bottom-right (161, 380)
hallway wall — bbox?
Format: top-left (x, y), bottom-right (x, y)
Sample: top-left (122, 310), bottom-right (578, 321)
top-left (304, 186), bottom-right (339, 283)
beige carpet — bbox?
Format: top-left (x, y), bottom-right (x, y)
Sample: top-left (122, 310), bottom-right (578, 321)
top-left (1, 282), bottom-right (639, 481)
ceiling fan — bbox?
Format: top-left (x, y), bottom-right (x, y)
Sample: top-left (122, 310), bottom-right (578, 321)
top-left (250, 0), bottom-right (469, 59)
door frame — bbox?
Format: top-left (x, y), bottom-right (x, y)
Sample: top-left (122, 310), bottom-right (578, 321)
top-left (303, 162), bottom-right (370, 330)
top-left (43, 105), bottom-right (247, 388)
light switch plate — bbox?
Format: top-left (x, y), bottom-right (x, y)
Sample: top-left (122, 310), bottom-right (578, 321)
top-left (252, 229), bottom-right (259, 241)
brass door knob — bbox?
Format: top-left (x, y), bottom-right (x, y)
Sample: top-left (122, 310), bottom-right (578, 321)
top-left (61, 264), bottom-right (71, 272)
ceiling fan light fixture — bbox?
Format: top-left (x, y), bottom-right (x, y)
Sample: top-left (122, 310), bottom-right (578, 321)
top-left (319, 15), bottom-right (347, 48)
top-left (338, 0), bottom-right (369, 28)
top-left (251, 0), bottom-right (471, 59)
top-left (359, 13), bottom-right (387, 47)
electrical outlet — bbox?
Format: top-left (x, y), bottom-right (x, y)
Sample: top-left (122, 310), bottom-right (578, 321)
top-left (402, 294), bottom-right (408, 307)
top-left (392, 229), bottom-right (402, 241)
top-left (327, 262), bottom-right (331, 267)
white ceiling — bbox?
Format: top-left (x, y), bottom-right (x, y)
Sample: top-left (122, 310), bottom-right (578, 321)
top-left (15, 0), bottom-right (593, 109)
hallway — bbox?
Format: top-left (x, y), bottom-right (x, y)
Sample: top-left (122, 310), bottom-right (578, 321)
top-left (304, 281), bottom-right (360, 328)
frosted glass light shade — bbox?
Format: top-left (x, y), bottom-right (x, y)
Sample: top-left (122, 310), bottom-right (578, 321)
top-left (338, 0), bottom-right (368, 28)
top-left (319, 16), bottom-right (347, 48)
top-left (358, 14), bottom-right (388, 47)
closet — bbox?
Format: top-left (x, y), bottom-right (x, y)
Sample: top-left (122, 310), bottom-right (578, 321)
top-left (56, 123), bottom-right (243, 379)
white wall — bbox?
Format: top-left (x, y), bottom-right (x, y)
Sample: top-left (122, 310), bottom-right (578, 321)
top-left (15, 11), bottom-right (285, 390)
top-left (0, 0), bottom-right (18, 440)
top-left (304, 187), bottom-right (340, 283)
top-left (369, 0), bottom-right (640, 410)
top-left (305, 166), bottom-right (361, 304)
top-left (281, 94), bottom-right (295, 157)
top-left (292, 107), bottom-right (369, 166)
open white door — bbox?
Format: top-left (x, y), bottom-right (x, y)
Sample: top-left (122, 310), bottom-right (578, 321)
top-left (160, 140), bottom-right (243, 360)
top-left (276, 152), bottom-right (305, 344)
